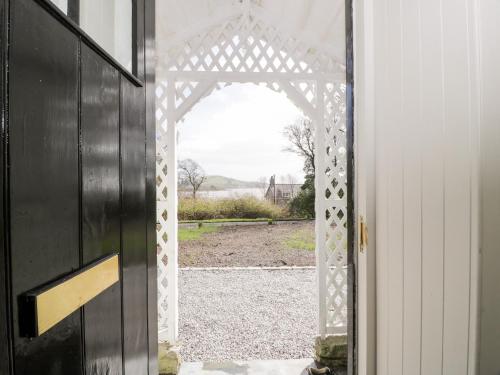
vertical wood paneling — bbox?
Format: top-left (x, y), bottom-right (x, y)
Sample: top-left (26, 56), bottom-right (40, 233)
top-left (441, 1), bottom-right (472, 374)
top-left (144, 0), bottom-right (159, 373)
top-left (478, 1), bottom-right (500, 373)
top-left (81, 44), bottom-right (123, 375)
top-left (385, 0), bottom-right (404, 373)
top-left (1, 0), bottom-right (155, 373)
top-left (471, 13), bottom-right (482, 369)
top-left (401, 0), bottom-right (422, 373)
top-left (374, 0), bottom-right (479, 373)
top-left (0, 0), bottom-right (11, 373)
top-left (9, 1), bottom-right (83, 373)
top-left (419, 0), bottom-right (446, 373)
top-left (465, 4), bottom-right (480, 375)
top-left (374, 0), bottom-right (389, 372)
top-left (121, 78), bottom-right (148, 375)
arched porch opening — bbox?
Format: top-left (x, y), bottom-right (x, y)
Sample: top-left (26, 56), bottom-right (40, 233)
top-left (155, 1), bottom-right (349, 347)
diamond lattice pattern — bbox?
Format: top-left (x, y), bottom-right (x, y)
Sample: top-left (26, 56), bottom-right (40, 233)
top-left (156, 11), bottom-right (348, 341)
top-left (324, 82), bottom-right (348, 333)
top-left (161, 15), bottom-right (338, 75)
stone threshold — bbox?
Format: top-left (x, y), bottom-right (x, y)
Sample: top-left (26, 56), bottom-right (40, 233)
top-left (178, 358), bottom-right (316, 375)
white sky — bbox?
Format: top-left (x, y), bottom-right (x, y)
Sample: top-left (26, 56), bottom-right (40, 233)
top-left (177, 83), bottom-right (305, 183)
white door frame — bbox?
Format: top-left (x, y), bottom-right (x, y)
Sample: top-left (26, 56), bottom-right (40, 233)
top-left (353, 0), bottom-right (377, 374)
top-left (156, 8), bottom-right (352, 345)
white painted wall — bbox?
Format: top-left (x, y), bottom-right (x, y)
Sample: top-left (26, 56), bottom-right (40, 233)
top-left (369, 0), bottom-right (481, 374)
top-left (478, 1), bottom-right (500, 374)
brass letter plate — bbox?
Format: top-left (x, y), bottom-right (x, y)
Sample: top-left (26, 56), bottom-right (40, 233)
top-left (19, 253), bottom-right (119, 337)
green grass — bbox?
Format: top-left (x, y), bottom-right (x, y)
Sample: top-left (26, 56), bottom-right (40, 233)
top-left (180, 218), bottom-right (270, 224)
top-left (179, 217), bottom-right (311, 224)
top-left (283, 229), bottom-right (315, 251)
top-left (178, 225), bottom-right (219, 241)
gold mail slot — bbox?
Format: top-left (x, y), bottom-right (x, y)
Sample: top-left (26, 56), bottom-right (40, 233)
top-left (19, 254), bottom-right (119, 337)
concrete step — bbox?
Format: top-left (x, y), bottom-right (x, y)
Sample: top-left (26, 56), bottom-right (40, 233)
top-left (179, 358), bottom-right (315, 375)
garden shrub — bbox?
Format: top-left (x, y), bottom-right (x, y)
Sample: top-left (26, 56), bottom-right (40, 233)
top-left (288, 174), bottom-right (315, 219)
top-left (178, 196), bottom-right (288, 221)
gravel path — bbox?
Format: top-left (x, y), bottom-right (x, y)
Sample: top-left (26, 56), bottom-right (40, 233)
top-left (178, 268), bottom-right (318, 362)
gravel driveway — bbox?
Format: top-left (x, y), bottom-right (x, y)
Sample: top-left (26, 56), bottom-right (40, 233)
top-left (179, 221), bottom-right (315, 268)
top-left (178, 268), bottom-right (318, 362)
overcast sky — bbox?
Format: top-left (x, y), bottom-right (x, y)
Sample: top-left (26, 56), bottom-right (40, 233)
top-left (177, 83), bottom-right (305, 183)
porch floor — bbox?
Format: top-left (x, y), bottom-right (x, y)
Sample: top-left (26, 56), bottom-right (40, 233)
top-left (178, 358), bottom-right (315, 375)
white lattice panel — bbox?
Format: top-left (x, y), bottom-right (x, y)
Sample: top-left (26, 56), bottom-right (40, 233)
top-left (161, 14), bottom-right (338, 75)
top-left (291, 81), bottom-right (317, 106)
top-left (156, 80), bottom-right (171, 340)
top-left (156, 7), bottom-right (348, 343)
top-left (323, 82), bottom-right (348, 333)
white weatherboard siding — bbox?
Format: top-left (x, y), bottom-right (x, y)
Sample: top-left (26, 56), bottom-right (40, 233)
top-left (372, 0), bottom-right (480, 374)
top-left (478, 0), bottom-right (500, 373)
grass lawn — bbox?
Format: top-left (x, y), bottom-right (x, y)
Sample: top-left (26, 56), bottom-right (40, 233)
top-left (178, 225), bottom-right (220, 241)
top-left (283, 229), bottom-right (315, 251)
top-left (179, 218), bottom-right (311, 224)
top-left (180, 218), bottom-right (271, 224)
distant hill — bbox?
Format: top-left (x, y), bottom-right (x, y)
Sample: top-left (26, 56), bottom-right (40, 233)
top-left (179, 175), bottom-right (264, 191)
top-left (202, 175), bottom-right (264, 190)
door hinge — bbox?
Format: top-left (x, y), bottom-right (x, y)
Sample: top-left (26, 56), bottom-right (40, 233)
top-left (360, 216), bottom-right (368, 253)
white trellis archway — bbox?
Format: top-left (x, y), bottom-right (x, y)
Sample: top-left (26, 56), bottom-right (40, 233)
top-left (155, 2), bottom-right (348, 344)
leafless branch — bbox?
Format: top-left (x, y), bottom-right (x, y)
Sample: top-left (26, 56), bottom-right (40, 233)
top-left (178, 158), bottom-right (207, 199)
top-left (283, 118), bottom-right (315, 175)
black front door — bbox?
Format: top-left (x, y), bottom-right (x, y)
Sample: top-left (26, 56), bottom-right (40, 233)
top-left (0, 0), bottom-right (157, 374)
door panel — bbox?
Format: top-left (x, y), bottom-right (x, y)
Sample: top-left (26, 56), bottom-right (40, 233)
top-left (81, 44), bottom-right (123, 375)
top-left (1, 0), bottom-right (157, 373)
top-left (121, 79), bottom-right (149, 375)
top-left (0, 0), bottom-right (10, 372)
top-left (9, 0), bottom-right (82, 374)
top-left (144, 2), bottom-right (158, 373)
top-left (373, 0), bottom-right (480, 373)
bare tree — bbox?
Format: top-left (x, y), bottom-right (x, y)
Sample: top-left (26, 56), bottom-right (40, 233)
top-left (283, 117), bottom-right (315, 175)
top-left (178, 159), bottom-right (207, 199)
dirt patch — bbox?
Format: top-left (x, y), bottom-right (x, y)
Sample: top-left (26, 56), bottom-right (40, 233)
top-left (179, 221), bottom-right (315, 267)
